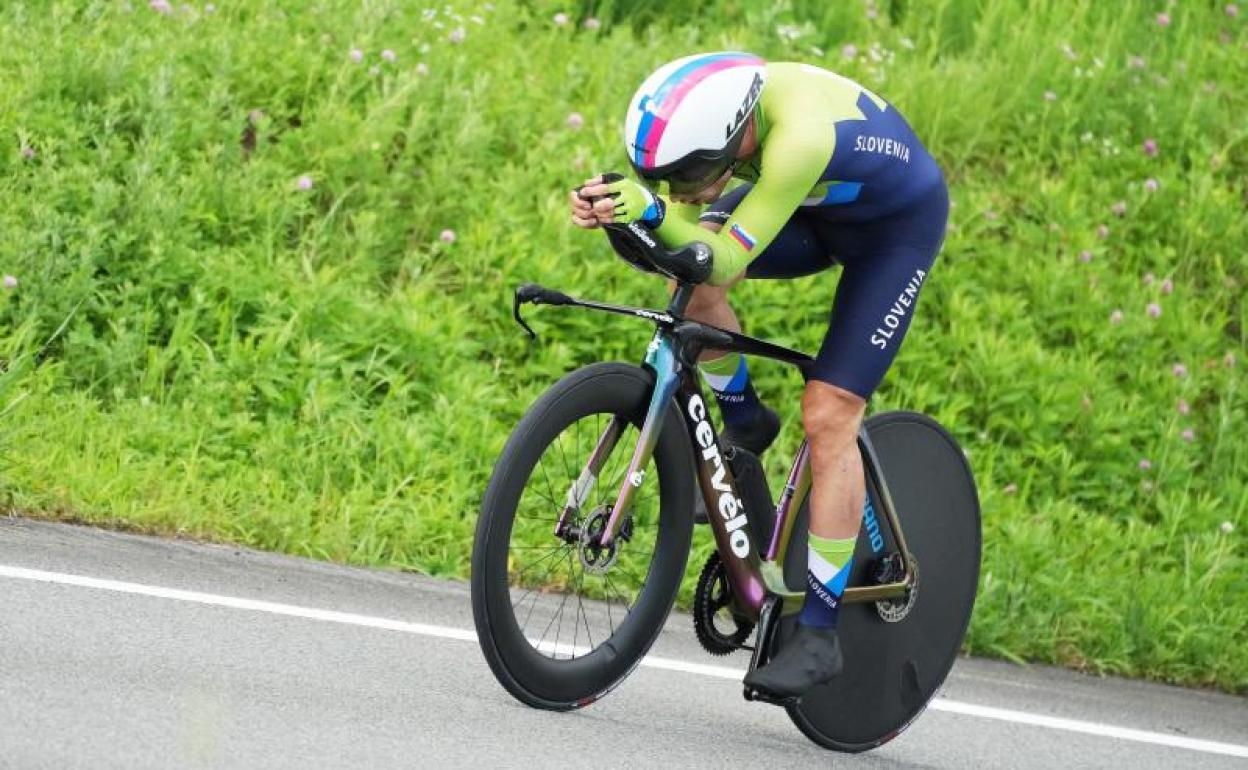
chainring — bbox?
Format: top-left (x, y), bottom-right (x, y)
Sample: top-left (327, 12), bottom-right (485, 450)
top-left (693, 552), bottom-right (755, 655)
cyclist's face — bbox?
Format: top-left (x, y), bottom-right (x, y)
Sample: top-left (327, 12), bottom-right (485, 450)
top-left (670, 168), bottom-right (733, 205)
top-left (669, 117), bottom-right (757, 206)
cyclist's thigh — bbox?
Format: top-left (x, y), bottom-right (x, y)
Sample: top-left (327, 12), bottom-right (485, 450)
top-left (701, 184), bottom-right (835, 280)
top-left (809, 187), bottom-right (949, 398)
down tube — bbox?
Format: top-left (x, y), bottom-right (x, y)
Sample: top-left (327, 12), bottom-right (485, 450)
top-left (675, 376), bottom-right (768, 618)
top-left (599, 334), bottom-right (682, 546)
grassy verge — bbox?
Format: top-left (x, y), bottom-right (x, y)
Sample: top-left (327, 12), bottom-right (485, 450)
top-left (0, 0), bottom-right (1244, 691)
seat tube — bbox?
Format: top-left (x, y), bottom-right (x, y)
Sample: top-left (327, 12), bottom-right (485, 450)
top-left (600, 332), bottom-right (680, 546)
top-left (766, 440), bottom-right (812, 562)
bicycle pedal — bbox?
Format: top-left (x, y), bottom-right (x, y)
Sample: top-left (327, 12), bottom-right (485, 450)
top-left (742, 686), bottom-right (798, 707)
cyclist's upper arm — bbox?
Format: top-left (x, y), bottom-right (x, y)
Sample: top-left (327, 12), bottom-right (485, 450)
top-left (655, 121), bottom-right (832, 285)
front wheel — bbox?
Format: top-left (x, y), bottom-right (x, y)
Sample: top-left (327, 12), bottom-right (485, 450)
top-left (471, 362), bottom-right (695, 710)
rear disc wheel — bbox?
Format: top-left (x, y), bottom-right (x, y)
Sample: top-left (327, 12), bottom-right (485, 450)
top-left (783, 411), bottom-right (981, 751)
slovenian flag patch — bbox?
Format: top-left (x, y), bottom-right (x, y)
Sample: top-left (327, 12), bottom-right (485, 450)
top-left (728, 223), bottom-right (756, 250)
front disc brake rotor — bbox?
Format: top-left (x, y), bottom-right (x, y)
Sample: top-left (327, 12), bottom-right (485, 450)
top-left (578, 508), bottom-right (622, 574)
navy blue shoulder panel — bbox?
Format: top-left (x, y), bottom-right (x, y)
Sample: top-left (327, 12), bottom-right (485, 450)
top-left (816, 92), bottom-right (944, 221)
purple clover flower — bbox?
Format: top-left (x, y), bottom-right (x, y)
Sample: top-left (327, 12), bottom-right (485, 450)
top-left (1147, 302), bottom-right (1162, 318)
top-left (1142, 138), bottom-right (1158, 157)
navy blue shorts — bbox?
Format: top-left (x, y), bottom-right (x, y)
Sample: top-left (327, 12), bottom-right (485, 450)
top-left (701, 182), bottom-right (949, 399)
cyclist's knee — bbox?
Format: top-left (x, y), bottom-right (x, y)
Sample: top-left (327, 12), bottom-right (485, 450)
top-left (685, 282), bottom-right (730, 320)
top-left (801, 381), bottom-right (865, 450)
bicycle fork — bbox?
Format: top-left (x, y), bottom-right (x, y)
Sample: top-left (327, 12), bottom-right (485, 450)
top-left (551, 332), bottom-right (680, 542)
top-left (595, 330), bottom-right (769, 613)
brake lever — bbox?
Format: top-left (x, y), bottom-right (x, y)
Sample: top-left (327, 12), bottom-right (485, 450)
top-left (513, 285), bottom-right (539, 340)
top-left (513, 284), bottom-right (576, 340)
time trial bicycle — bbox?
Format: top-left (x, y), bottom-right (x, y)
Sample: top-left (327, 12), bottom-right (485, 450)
top-left (470, 218), bottom-right (981, 752)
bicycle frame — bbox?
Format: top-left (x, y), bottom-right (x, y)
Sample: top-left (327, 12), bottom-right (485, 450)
top-left (523, 282), bottom-right (915, 623)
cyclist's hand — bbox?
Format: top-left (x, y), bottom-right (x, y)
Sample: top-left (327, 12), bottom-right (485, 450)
top-left (572, 175), bottom-right (621, 227)
top-left (574, 174), bottom-right (665, 228)
top-left (569, 185), bottom-right (603, 229)
top-left (603, 176), bottom-right (665, 227)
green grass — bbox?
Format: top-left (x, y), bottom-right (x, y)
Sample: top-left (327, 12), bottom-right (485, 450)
top-left (0, 0), bottom-right (1244, 691)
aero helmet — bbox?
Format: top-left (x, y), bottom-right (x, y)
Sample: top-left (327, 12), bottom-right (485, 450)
top-left (623, 52), bottom-right (766, 195)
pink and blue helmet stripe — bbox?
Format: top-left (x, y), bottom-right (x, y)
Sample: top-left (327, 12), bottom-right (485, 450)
top-left (632, 52), bottom-right (764, 170)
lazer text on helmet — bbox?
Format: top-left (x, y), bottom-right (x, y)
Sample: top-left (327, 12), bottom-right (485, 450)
top-left (725, 72), bottom-right (765, 140)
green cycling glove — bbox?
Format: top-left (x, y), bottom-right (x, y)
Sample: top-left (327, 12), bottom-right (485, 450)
top-left (605, 177), bottom-right (666, 228)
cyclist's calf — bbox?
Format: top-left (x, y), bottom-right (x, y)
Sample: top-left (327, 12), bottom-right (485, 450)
top-left (801, 381), bottom-right (867, 539)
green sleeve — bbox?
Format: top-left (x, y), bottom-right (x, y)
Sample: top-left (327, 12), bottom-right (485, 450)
top-left (654, 123), bottom-right (833, 285)
top-left (665, 200), bottom-right (703, 224)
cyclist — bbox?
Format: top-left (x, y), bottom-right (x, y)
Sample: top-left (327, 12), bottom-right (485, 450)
top-left (569, 51), bottom-right (949, 700)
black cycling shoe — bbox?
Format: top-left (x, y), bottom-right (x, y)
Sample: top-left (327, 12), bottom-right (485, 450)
top-left (721, 405), bottom-right (781, 456)
top-left (743, 623), bottom-right (843, 701)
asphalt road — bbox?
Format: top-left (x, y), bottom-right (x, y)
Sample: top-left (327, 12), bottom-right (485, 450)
top-left (1, 517), bottom-right (1245, 769)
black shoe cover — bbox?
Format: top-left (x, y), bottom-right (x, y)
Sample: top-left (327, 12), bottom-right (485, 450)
top-left (744, 623), bottom-right (843, 700)
top-left (721, 405), bottom-right (781, 456)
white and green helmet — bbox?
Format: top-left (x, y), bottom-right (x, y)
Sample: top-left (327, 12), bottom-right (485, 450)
top-left (623, 52), bottom-right (766, 194)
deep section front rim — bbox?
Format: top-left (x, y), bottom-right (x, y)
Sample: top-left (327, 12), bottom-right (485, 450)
top-left (471, 363), bottom-right (694, 710)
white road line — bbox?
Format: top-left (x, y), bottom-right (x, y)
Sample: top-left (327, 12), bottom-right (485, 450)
top-left (3, 564), bottom-right (1246, 759)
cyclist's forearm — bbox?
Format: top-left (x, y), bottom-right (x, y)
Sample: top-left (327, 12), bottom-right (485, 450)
top-left (665, 199), bottom-right (703, 224)
top-left (654, 214), bottom-right (749, 285)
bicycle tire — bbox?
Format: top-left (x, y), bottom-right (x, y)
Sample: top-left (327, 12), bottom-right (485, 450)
top-left (784, 411), bottom-right (981, 751)
top-left (471, 362), bottom-right (695, 710)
